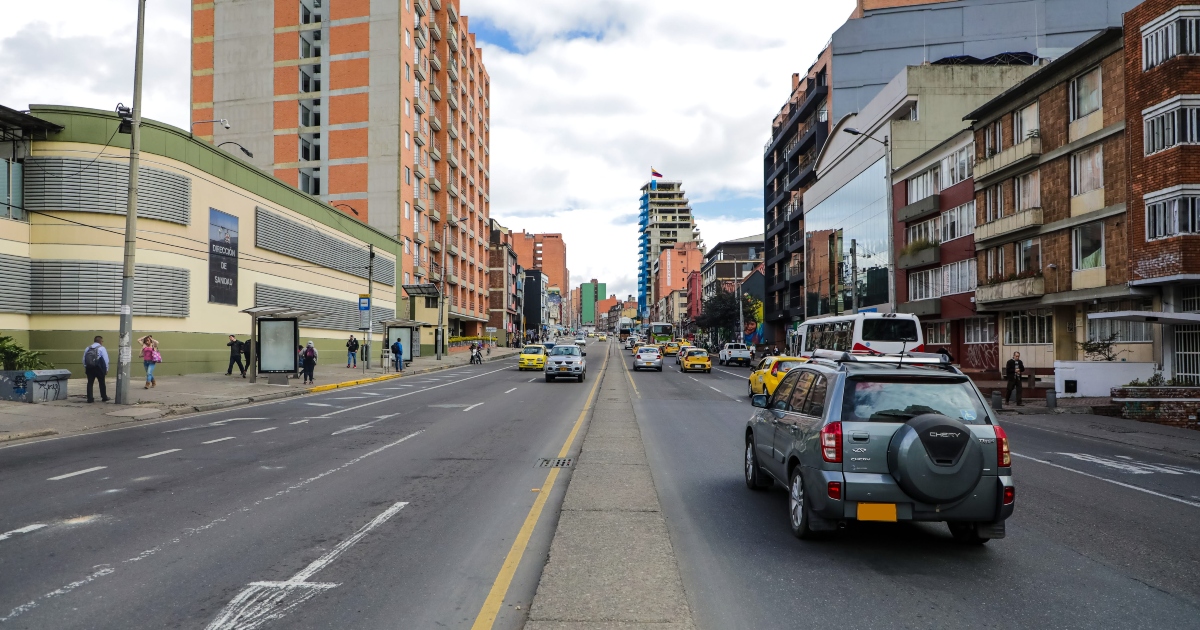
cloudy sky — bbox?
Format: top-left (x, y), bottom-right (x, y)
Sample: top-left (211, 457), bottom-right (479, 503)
top-left (1, 0), bottom-right (855, 299)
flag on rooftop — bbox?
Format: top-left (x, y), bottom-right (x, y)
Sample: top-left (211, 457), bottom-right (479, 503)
top-left (651, 167), bottom-right (663, 178)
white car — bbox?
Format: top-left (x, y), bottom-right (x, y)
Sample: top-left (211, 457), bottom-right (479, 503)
top-left (575, 337), bottom-right (586, 346)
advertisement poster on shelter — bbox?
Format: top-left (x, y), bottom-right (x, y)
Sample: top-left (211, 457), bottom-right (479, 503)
top-left (209, 208), bottom-right (239, 304)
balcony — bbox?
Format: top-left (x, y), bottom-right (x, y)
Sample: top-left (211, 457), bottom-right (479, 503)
top-left (429, 205), bottom-right (441, 222)
top-left (429, 50), bottom-right (442, 71)
top-left (429, 114), bottom-right (442, 131)
top-left (431, 239), bottom-right (443, 253)
top-left (415, 264), bottom-right (428, 277)
top-left (447, 213), bottom-right (459, 227)
top-left (976, 276), bottom-right (1045, 305)
top-left (429, 85), bottom-right (442, 102)
top-left (447, 62), bottom-right (459, 84)
top-left (414, 230), bottom-right (427, 244)
top-left (428, 21), bottom-right (442, 41)
top-left (448, 273), bottom-right (459, 285)
top-left (414, 163), bottom-right (426, 180)
top-left (414, 59), bottom-right (428, 82)
top-left (447, 152), bottom-right (458, 169)
top-left (975, 207), bottom-right (1043, 243)
top-left (429, 177), bottom-right (442, 192)
top-left (447, 2), bottom-right (458, 22)
top-left (898, 298), bottom-right (941, 317)
top-left (429, 144), bottom-right (441, 161)
top-left (448, 243), bottom-right (459, 257)
top-left (898, 194), bottom-right (939, 223)
top-left (414, 93), bottom-right (427, 115)
top-left (897, 245), bottom-right (940, 270)
top-left (448, 124), bottom-right (459, 139)
top-left (414, 197), bottom-right (427, 212)
top-left (974, 136), bottom-right (1041, 183)
top-left (447, 26), bottom-right (459, 51)
top-left (414, 127), bottom-right (427, 147)
top-left (786, 262), bottom-right (803, 282)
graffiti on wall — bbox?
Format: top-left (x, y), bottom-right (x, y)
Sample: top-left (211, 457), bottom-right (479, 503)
top-left (965, 341), bottom-right (999, 373)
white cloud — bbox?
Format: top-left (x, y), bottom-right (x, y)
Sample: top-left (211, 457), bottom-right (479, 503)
top-left (1, 0), bottom-right (856, 299)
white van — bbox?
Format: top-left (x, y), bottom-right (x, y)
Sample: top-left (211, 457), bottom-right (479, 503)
top-left (797, 313), bottom-right (923, 357)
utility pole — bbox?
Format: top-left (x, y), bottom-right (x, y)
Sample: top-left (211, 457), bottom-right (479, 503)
top-left (851, 239), bottom-right (859, 314)
top-left (365, 243), bottom-right (374, 369)
top-left (115, 0), bottom-right (147, 405)
top-left (436, 222), bottom-right (448, 360)
top-left (736, 281), bottom-right (745, 346)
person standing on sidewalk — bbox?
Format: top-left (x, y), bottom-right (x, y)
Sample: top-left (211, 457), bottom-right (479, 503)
top-left (301, 341), bottom-right (318, 384)
top-left (82, 336), bottom-right (110, 403)
top-left (138, 335), bottom-right (160, 389)
top-left (226, 335), bottom-right (246, 377)
top-left (1005, 351), bottom-right (1025, 406)
top-left (346, 335), bottom-right (359, 368)
top-left (391, 338), bottom-right (404, 372)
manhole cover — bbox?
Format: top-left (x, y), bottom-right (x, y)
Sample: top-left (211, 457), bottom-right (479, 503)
top-left (537, 458), bottom-right (573, 468)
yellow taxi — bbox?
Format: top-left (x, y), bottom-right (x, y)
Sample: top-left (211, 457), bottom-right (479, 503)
top-left (664, 341), bottom-right (682, 356)
top-left (630, 341), bottom-right (643, 355)
top-left (748, 356), bottom-right (807, 395)
top-left (518, 345), bottom-right (547, 371)
top-left (680, 348), bottom-right (712, 373)
top-left (598, 334), bottom-right (608, 342)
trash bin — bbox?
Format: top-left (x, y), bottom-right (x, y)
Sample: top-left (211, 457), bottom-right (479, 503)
top-left (0, 369), bottom-right (71, 403)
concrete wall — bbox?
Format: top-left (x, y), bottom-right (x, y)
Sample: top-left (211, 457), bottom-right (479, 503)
top-left (211, 0), bottom-right (275, 169)
top-left (367, 0), bottom-right (401, 238)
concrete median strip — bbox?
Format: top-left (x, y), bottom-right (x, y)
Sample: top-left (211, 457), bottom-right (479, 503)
top-left (524, 347), bottom-right (696, 630)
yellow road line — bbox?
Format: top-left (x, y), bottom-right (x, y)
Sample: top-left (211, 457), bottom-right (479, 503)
top-left (621, 350), bottom-right (640, 398)
top-left (469, 345), bottom-right (609, 629)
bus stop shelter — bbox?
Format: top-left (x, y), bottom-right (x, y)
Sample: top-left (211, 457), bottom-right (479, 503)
top-left (241, 306), bottom-right (325, 384)
top-left (379, 318), bottom-right (430, 370)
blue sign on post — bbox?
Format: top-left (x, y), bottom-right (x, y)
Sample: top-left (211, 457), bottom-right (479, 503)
top-left (359, 295), bottom-right (371, 331)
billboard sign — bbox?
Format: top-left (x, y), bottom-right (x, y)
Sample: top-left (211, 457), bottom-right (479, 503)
top-left (208, 208), bottom-right (239, 304)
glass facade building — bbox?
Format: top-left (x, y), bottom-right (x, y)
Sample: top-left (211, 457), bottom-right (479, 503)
top-left (804, 158), bottom-right (890, 316)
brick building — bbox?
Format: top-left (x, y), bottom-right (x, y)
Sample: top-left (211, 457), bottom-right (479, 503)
top-left (965, 28), bottom-right (1149, 375)
top-left (487, 219), bottom-right (521, 345)
top-left (652, 241), bottom-right (704, 313)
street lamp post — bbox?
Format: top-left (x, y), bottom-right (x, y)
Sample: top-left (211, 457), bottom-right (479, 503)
top-left (115, 0), bottom-right (147, 405)
top-left (217, 141), bottom-right (253, 158)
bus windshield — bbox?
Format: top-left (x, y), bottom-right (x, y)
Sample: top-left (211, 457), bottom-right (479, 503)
top-left (649, 323), bottom-right (673, 342)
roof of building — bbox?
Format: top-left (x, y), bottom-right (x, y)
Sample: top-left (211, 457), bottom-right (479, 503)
top-left (0, 104), bottom-right (63, 136)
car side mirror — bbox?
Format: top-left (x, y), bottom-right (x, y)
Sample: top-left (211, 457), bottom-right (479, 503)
top-left (751, 394), bottom-right (769, 408)
top-left (582, 352), bottom-right (587, 356)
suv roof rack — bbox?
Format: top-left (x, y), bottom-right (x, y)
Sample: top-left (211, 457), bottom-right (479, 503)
top-left (809, 349), bottom-right (959, 372)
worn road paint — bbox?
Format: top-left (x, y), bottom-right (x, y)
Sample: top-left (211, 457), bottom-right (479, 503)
top-left (305, 403), bottom-right (334, 407)
top-left (202, 437), bottom-right (235, 445)
top-left (0, 524), bottom-right (47, 542)
top-left (464, 402), bottom-right (484, 412)
top-left (289, 420), bottom-right (309, 425)
top-left (1054, 452), bottom-right (1200, 475)
top-left (714, 368), bottom-right (743, 378)
top-left (251, 428), bottom-right (277, 434)
top-left (504, 388), bottom-right (518, 393)
top-left (47, 467), bottom-right (107, 481)
top-left (709, 385), bottom-right (721, 392)
top-left (138, 449), bottom-right (181, 459)
top-left (205, 502), bottom-right (409, 630)
top-left (319, 368), bottom-right (507, 418)
top-left (1014, 453), bottom-right (1200, 508)
top-left (330, 420), bottom-right (384, 435)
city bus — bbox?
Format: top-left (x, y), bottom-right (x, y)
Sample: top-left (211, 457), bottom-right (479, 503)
top-left (648, 322), bottom-right (673, 343)
top-left (796, 313), bottom-right (923, 357)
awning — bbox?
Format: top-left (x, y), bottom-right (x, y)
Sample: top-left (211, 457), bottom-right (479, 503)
top-left (240, 305), bottom-right (325, 321)
top-left (378, 318), bottom-right (433, 328)
top-left (1086, 310), bottom-right (1200, 326)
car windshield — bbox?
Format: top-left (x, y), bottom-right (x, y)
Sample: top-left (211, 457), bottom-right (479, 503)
top-left (841, 376), bottom-right (988, 424)
top-left (638, 349), bottom-right (659, 355)
top-left (550, 346), bottom-right (580, 356)
top-left (522, 346), bottom-right (543, 355)
top-left (687, 350), bottom-right (707, 357)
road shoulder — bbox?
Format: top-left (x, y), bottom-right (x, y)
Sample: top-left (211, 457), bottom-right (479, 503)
top-left (524, 345), bottom-right (695, 629)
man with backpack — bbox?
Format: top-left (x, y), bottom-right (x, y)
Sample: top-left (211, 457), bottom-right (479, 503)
top-left (391, 338), bottom-right (404, 372)
top-left (346, 335), bottom-right (360, 368)
top-left (300, 341), bottom-right (319, 384)
top-left (82, 336), bottom-right (110, 403)
top-left (226, 335), bottom-right (246, 377)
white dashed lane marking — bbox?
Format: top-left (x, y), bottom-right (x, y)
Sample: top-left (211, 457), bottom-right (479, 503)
top-left (252, 427), bottom-right (277, 433)
top-left (505, 387), bottom-right (517, 393)
top-left (0, 524), bottom-right (47, 542)
top-left (464, 402), bottom-right (484, 411)
top-left (47, 467), bottom-right (106, 481)
top-left (202, 437), bottom-right (235, 445)
top-left (138, 449), bottom-right (181, 459)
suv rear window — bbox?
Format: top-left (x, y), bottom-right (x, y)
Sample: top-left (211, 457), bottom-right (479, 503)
top-left (860, 319), bottom-right (919, 342)
top-left (841, 376), bottom-right (988, 424)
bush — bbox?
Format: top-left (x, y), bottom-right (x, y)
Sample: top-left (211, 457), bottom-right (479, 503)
top-left (900, 238), bottom-right (939, 257)
top-left (0, 336), bottom-right (52, 370)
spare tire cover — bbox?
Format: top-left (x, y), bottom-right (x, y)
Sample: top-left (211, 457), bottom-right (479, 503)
top-left (887, 414), bottom-right (983, 505)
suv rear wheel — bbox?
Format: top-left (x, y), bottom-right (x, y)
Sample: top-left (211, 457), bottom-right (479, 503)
top-left (788, 468), bottom-right (817, 539)
top-left (745, 441), bottom-right (771, 490)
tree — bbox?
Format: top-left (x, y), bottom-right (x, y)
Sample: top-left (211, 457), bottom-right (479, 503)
top-left (697, 288), bottom-right (756, 343)
top-left (0, 336), bottom-right (51, 370)
top-left (1078, 332), bottom-right (1128, 362)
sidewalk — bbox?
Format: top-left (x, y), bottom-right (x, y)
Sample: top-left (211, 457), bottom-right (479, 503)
top-left (0, 347), bottom-right (521, 444)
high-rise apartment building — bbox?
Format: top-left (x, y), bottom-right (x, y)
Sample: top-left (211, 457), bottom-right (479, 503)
top-left (192, 0), bottom-right (491, 336)
top-left (578, 279), bottom-right (606, 326)
top-left (638, 180), bottom-right (701, 317)
top-left (487, 219), bottom-right (521, 345)
top-left (511, 231), bottom-right (569, 290)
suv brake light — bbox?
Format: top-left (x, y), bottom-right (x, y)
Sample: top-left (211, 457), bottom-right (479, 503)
top-left (994, 425), bottom-right (1011, 467)
top-left (820, 421), bottom-right (842, 463)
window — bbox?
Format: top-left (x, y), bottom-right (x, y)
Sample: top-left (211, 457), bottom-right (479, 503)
top-left (801, 376), bottom-right (828, 417)
top-left (1144, 99), bottom-right (1200, 155)
top-left (404, 166), bottom-right (411, 185)
top-left (939, 144), bottom-right (974, 189)
top-left (907, 216), bottom-right (940, 245)
top-left (942, 258), bottom-right (977, 295)
top-left (985, 184), bottom-right (1003, 222)
top-left (425, 296), bottom-right (438, 309)
top-left (405, 29), bottom-right (411, 47)
top-left (1074, 223), bottom-right (1105, 270)
top-left (907, 167), bottom-right (939, 203)
top-left (404, 201), bottom-right (411, 219)
top-left (964, 317), bottom-right (996, 344)
top-left (941, 201), bottom-right (975, 242)
top-left (1070, 145), bottom-right (1104, 195)
top-left (787, 372), bottom-right (815, 414)
top-left (1017, 238), bottom-right (1041, 273)
top-left (908, 267), bottom-right (942, 301)
top-left (404, 98), bottom-right (411, 117)
top-left (1015, 170), bottom-right (1040, 211)
top-left (984, 119), bottom-right (1003, 156)
top-left (1142, 14), bottom-right (1200, 70)
top-left (1014, 102), bottom-right (1039, 140)
top-left (404, 131), bottom-right (411, 149)
top-left (1070, 67), bottom-right (1102, 120)
top-left (1088, 299), bottom-right (1154, 342)
top-left (924, 322), bottom-right (951, 345)
top-left (1004, 309), bottom-right (1053, 345)
top-left (986, 247), bottom-right (1005, 280)
top-left (0, 158), bottom-right (24, 221)
top-left (1145, 189), bottom-right (1200, 239)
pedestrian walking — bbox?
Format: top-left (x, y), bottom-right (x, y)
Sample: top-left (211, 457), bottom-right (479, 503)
top-left (138, 334), bottom-right (161, 389)
top-left (301, 341), bottom-right (318, 384)
top-left (346, 335), bottom-right (360, 368)
top-left (1005, 351), bottom-right (1025, 406)
top-left (391, 338), bottom-right (404, 372)
top-left (82, 335), bottom-right (110, 403)
top-left (243, 337), bottom-right (254, 374)
top-left (225, 335), bottom-right (246, 377)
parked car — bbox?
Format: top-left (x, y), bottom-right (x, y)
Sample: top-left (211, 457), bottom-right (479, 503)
top-left (744, 350), bottom-right (1014, 543)
top-left (545, 344), bottom-right (586, 382)
top-left (748, 356), bottom-right (808, 396)
top-left (720, 343), bottom-right (752, 367)
top-left (633, 346), bottom-right (663, 371)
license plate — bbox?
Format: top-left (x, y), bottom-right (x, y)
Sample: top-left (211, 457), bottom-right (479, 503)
top-left (558, 367), bottom-right (568, 372)
top-left (857, 503), bottom-right (897, 522)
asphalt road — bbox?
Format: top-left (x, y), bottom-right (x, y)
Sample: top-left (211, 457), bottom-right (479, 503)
top-left (0, 348), bottom-right (603, 630)
top-left (627, 349), bottom-right (1200, 630)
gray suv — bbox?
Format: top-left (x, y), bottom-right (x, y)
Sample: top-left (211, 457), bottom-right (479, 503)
top-left (744, 351), bottom-right (1014, 543)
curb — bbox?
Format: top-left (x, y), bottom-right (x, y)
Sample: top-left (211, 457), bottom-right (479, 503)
top-left (0, 429), bottom-right (58, 443)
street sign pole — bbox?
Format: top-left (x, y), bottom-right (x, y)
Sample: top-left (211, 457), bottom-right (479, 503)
top-left (115, 0), bottom-right (147, 405)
